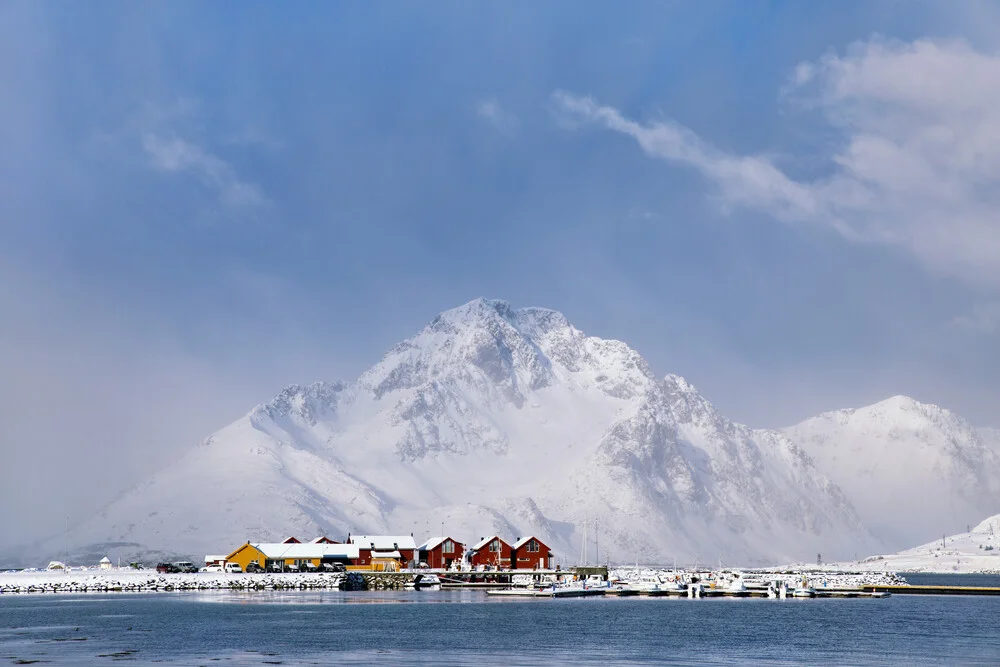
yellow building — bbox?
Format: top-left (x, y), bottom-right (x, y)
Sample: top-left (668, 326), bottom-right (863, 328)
top-left (224, 542), bottom-right (360, 572)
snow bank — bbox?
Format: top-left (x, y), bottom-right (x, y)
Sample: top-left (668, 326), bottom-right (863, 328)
top-left (0, 569), bottom-right (348, 594)
top-left (608, 566), bottom-right (907, 588)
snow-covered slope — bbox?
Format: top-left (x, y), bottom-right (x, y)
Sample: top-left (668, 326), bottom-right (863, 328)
top-left (980, 427), bottom-right (1000, 453)
top-left (38, 299), bottom-right (879, 566)
top-left (785, 398), bottom-right (1000, 549)
top-left (843, 512), bottom-right (1000, 573)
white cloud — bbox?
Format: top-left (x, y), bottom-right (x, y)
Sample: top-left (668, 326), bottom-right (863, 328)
top-left (552, 37), bottom-right (1000, 289)
top-left (476, 97), bottom-right (520, 136)
top-left (142, 132), bottom-right (264, 207)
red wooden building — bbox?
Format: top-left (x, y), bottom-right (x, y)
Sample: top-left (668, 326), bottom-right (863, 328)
top-left (469, 535), bottom-right (512, 569)
top-left (417, 537), bottom-right (464, 569)
top-left (511, 536), bottom-right (552, 569)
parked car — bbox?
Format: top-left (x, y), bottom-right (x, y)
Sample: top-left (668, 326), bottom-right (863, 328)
top-left (321, 563), bottom-right (346, 572)
top-left (224, 562), bottom-right (242, 573)
top-left (245, 562), bottom-right (264, 573)
top-left (173, 562), bottom-right (198, 573)
top-left (200, 565), bottom-right (223, 572)
top-left (268, 562), bottom-right (283, 573)
top-left (156, 562), bottom-right (180, 574)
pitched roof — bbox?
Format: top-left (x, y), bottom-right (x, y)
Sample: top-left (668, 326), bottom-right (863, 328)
top-left (470, 535), bottom-right (505, 551)
top-left (417, 536), bottom-right (454, 551)
top-left (349, 535), bottom-right (417, 550)
top-left (310, 536), bottom-right (339, 544)
top-left (512, 536), bottom-right (546, 549)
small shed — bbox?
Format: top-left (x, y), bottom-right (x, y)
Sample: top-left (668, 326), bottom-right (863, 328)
top-left (349, 535), bottom-right (417, 568)
top-left (98, 556), bottom-right (113, 570)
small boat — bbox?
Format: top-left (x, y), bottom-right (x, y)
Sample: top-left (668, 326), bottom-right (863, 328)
top-left (790, 575), bottom-right (816, 598)
top-left (411, 573), bottom-right (441, 591)
top-left (485, 588), bottom-right (552, 597)
top-left (724, 576), bottom-right (750, 597)
top-left (625, 574), bottom-right (672, 594)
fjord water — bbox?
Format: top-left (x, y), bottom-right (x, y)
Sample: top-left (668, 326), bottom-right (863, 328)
top-left (1, 590), bottom-right (998, 666)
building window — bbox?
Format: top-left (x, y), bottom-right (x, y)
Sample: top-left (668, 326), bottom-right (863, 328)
top-left (527, 540), bottom-right (539, 553)
top-left (443, 539), bottom-right (454, 554)
top-left (489, 539), bottom-right (500, 552)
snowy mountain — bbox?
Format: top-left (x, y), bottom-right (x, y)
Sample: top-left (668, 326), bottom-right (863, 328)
top-left (28, 299), bottom-right (885, 566)
top-left (785, 398), bottom-right (1000, 549)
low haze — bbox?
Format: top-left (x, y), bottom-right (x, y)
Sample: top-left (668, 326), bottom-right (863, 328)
top-left (2, 1), bottom-right (1000, 550)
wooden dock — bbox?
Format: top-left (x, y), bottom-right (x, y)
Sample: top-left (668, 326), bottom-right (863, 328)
top-left (865, 584), bottom-right (1000, 596)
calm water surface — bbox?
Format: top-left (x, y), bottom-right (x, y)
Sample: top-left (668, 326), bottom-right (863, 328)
top-left (1, 587), bottom-right (998, 665)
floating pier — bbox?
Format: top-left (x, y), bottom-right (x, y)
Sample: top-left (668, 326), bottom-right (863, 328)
top-left (865, 584), bottom-right (1000, 596)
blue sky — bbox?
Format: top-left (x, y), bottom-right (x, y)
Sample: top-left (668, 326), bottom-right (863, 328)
top-left (3, 1), bottom-right (1000, 544)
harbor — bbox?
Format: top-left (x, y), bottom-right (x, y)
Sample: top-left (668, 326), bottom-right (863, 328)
top-left (5, 565), bottom-right (1000, 597)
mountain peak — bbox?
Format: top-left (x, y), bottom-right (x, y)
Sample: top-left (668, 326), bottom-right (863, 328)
top-left (359, 298), bottom-right (558, 401)
top-left (434, 297), bottom-right (515, 326)
top-left (249, 381), bottom-right (345, 426)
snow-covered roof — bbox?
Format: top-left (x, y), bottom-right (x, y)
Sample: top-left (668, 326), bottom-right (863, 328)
top-left (371, 550), bottom-right (402, 559)
top-left (280, 536), bottom-right (301, 544)
top-left (471, 535), bottom-right (504, 551)
top-left (204, 554), bottom-right (228, 561)
top-left (512, 536), bottom-right (547, 549)
top-left (349, 535), bottom-right (417, 550)
top-left (99, 556), bottom-right (112, 564)
top-left (251, 543), bottom-right (360, 560)
top-left (310, 536), bottom-right (338, 544)
top-left (417, 536), bottom-right (451, 551)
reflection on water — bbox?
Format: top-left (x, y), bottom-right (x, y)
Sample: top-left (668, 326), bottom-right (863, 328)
top-left (190, 589), bottom-right (488, 605)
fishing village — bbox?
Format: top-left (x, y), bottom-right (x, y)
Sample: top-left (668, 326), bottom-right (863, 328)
top-left (3, 532), bottom-right (1000, 598)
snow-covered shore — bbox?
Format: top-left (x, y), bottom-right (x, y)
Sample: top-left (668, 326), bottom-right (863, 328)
top-left (0, 569), bottom-right (350, 594)
top-left (814, 514), bottom-right (1000, 574)
top-left (609, 567), bottom-right (907, 588)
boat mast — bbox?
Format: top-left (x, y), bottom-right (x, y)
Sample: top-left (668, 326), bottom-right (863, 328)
top-left (595, 518), bottom-right (599, 566)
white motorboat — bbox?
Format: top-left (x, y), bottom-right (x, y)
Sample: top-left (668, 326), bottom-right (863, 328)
top-left (792, 576), bottom-right (816, 598)
top-left (411, 573), bottom-right (441, 591)
top-left (724, 576), bottom-right (750, 597)
top-left (626, 574), bottom-right (667, 593)
top-left (486, 579), bottom-right (607, 598)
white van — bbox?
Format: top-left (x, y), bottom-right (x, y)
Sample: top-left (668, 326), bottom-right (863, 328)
top-left (224, 562), bottom-right (242, 573)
